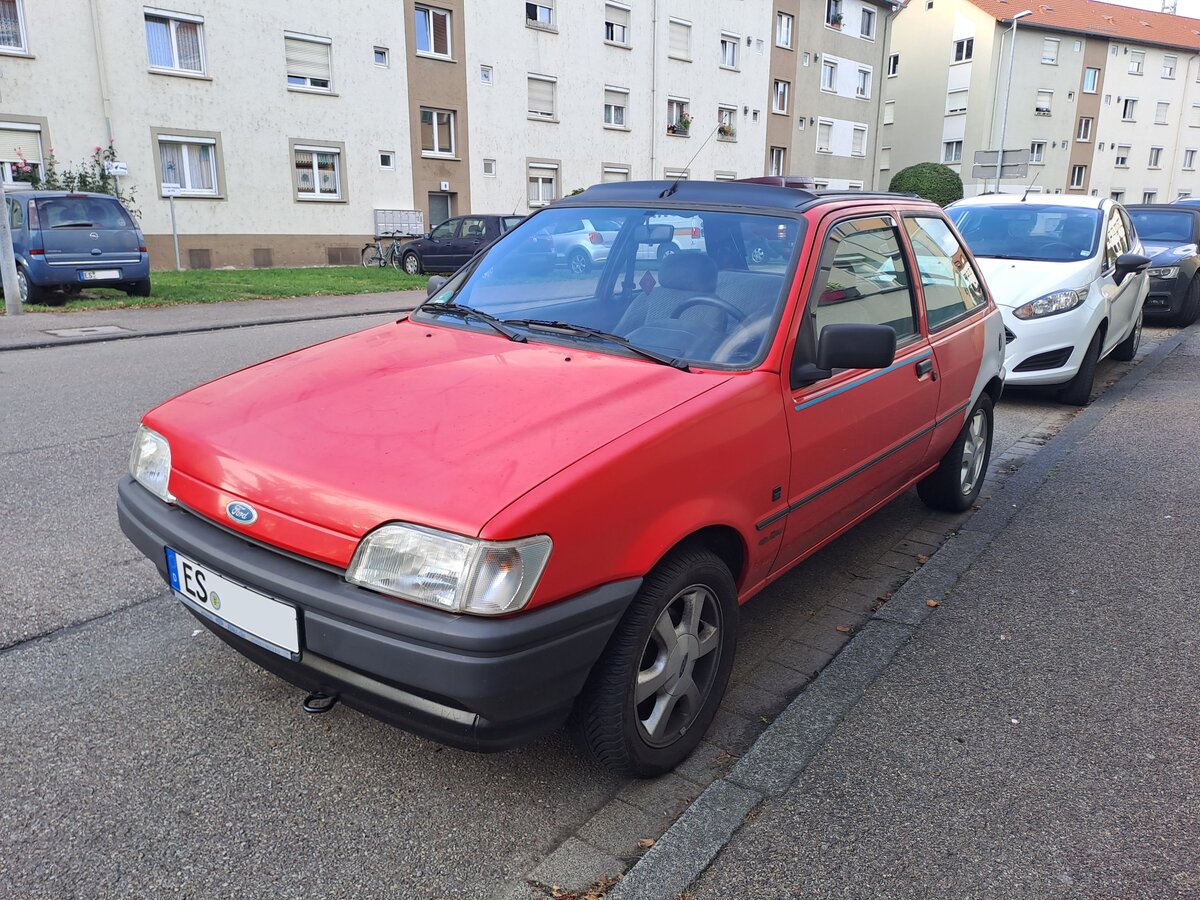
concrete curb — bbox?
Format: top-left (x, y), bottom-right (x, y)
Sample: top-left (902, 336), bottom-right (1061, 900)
top-left (609, 327), bottom-right (1194, 900)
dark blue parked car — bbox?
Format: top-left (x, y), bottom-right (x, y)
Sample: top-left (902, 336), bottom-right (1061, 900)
top-left (4, 190), bottom-right (150, 305)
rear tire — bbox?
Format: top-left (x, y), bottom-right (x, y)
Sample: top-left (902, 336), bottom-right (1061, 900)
top-left (1056, 328), bottom-right (1101, 406)
top-left (362, 246), bottom-right (383, 268)
top-left (1177, 276), bottom-right (1200, 327)
top-left (16, 266), bottom-right (41, 305)
top-left (1111, 307), bottom-right (1142, 362)
top-left (124, 279), bottom-right (151, 298)
top-left (402, 252), bottom-right (422, 275)
top-left (917, 394), bottom-right (993, 513)
top-left (569, 546), bottom-right (738, 777)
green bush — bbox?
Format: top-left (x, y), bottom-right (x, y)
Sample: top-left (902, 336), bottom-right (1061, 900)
top-left (889, 162), bottom-right (964, 207)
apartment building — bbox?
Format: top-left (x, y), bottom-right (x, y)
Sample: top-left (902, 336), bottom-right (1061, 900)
top-left (882, 0), bottom-right (1200, 201)
top-left (0, 0), bottom-right (891, 269)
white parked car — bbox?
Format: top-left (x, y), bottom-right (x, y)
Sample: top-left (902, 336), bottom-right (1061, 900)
top-left (947, 195), bottom-right (1149, 405)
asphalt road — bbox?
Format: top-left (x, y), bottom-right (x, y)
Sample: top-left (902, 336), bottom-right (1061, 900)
top-left (0, 315), bottom-right (1175, 897)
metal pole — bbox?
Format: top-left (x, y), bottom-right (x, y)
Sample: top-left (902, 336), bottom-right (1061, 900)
top-left (169, 194), bottom-right (181, 271)
top-left (996, 11), bottom-right (1033, 194)
top-left (0, 179), bottom-right (23, 316)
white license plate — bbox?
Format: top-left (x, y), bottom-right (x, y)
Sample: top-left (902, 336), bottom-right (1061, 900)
top-left (80, 269), bottom-right (121, 280)
top-left (165, 547), bottom-right (300, 658)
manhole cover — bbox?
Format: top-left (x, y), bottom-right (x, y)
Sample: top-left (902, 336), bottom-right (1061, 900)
top-left (43, 325), bottom-right (133, 338)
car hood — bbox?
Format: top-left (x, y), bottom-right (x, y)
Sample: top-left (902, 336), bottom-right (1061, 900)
top-left (973, 256), bottom-right (1096, 308)
top-left (146, 320), bottom-right (730, 543)
top-left (1143, 242), bottom-right (1196, 263)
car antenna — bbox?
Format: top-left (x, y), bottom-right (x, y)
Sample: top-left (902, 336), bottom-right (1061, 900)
top-left (660, 123), bottom-right (719, 198)
top-left (1021, 170), bottom-right (1041, 202)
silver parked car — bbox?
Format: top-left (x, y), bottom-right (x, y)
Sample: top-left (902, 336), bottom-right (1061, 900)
top-left (543, 217), bottom-right (621, 273)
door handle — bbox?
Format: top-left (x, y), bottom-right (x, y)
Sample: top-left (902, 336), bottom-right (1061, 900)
top-left (916, 358), bottom-right (936, 379)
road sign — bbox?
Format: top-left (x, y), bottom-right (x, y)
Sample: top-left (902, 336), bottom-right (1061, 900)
top-left (972, 163), bottom-right (1029, 179)
top-left (973, 149), bottom-right (1030, 180)
top-left (161, 183), bottom-right (182, 197)
top-left (104, 161), bottom-right (129, 177)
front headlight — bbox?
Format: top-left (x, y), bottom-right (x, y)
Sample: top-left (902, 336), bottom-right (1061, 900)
top-left (1012, 288), bottom-right (1088, 320)
top-left (346, 523), bottom-right (552, 616)
top-left (129, 425), bottom-right (174, 502)
top-left (1147, 266), bottom-right (1179, 279)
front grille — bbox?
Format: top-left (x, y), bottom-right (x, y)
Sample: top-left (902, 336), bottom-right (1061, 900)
top-left (1014, 346), bottom-right (1074, 372)
top-left (1004, 327), bottom-right (1017, 344)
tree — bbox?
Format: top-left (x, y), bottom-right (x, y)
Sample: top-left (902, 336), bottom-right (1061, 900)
top-left (889, 162), bottom-right (963, 207)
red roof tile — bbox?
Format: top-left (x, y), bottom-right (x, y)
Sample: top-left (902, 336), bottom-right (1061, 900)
top-left (966, 0), bottom-right (1200, 51)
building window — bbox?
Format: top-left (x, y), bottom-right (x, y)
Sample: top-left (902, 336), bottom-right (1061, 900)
top-left (826, 0), bottom-right (842, 27)
top-left (720, 33), bottom-right (739, 69)
top-left (776, 12), bottom-right (793, 48)
top-left (856, 68), bottom-right (871, 99)
top-left (415, 6), bottom-right (452, 57)
top-left (1143, 190), bottom-right (1157, 203)
top-left (1036, 90), bottom-right (1053, 115)
top-left (667, 97), bottom-right (690, 134)
top-left (483, 158), bottom-right (497, 176)
top-left (285, 33), bottom-right (332, 90)
top-left (293, 144), bottom-right (341, 200)
top-left (1179, 190), bottom-right (1192, 200)
top-left (1042, 38), bottom-right (1059, 65)
top-left (770, 146), bottom-right (786, 176)
top-left (379, 150), bottom-right (394, 169)
top-left (603, 86), bottom-right (628, 127)
top-left (821, 59), bottom-right (837, 91)
top-left (527, 160), bottom-right (558, 206)
top-left (1123, 98), bottom-right (1137, 121)
top-left (1076, 117), bottom-right (1092, 142)
top-left (1030, 140), bottom-right (1045, 163)
top-left (145, 11), bottom-right (205, 74)
top-left (668, 18), bottom-right (691, 60)
top-left (604, 3), bottom-right (629, 45)
top-left (526, 2), bottom-right (554, 29)
top-left (0, 123), bottom-right (41, 182)
top-left (879, 146), bottom-right (891, 169)
top-left (480, 65), bottom-right (493, 84)
top-left (1070, 164), bottom-right (1085, 188)
top-left (1183, 148), bottom-right (1197, 169)
top-left (663, 168), bottom-right (689, 180)
top-left (157, 136), bottom-right (217, 195)
top-left (373, 46), bottom-right (389, 67)
top-left (817, 119), bottom-right (833, 153)
top-left (420, 108), bottom-right (455, 156)
top-left (714, 170), bottom-right (737, 182)
top-left (1115, 144), bottom-right (1130, 166)
top-left (946, 90), bottom-right (967, 115)
top-left (601, 164), bottom-right (630, 182)
top-left (883, 100), bottom-right (895, 125)
top-left (527, 75), bottom-right (557, 120)
top-left (1156, 101), bottom-right (1169, 124)
top-left (861, 7), bottom-right (875, 38)
top-left (1149, 146), bottom-right (1163, 168)
top-left (943, 140), bottom-right (963, 163)
top-left (718, 105), bottom-right (737, 139)
top-left (1083, 67), bottom-right (1099, 93)
top-left (852, 126), bottom-right (867, 156)
top-left (0, 0), bottom-right (27, 53)
top-left (1129, 50), bottom-right (1144, 75)
top-left (888, 53), bottom-right (899, 76)
top-left (1163, 55), bottom-right (1177, 78)
top-left (1111, 190), bottom-right (1124, 203)
top-left (953, 38), bottom-right (973, 63)
top-left (773, 79), bottom-right (790, 113)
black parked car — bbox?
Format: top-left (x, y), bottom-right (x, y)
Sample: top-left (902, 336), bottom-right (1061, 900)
top-left (1127, 204), bottom-right (1200, 326)
top-left (401, 214), bottom-right (526, 275)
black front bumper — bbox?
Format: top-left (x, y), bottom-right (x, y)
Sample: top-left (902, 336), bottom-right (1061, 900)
top-left (117, 476), bottom-right (639, 751)
top-left (1143, 275), bottom-right (1189, 319)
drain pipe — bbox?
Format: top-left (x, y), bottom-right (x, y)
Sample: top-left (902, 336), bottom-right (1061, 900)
top-left (650, 0), bottom-right (659, 179)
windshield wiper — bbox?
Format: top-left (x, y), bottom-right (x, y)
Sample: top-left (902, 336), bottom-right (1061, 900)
top-left (505, 319), bottom-right (691, 371)
top-left (420, 302), bottom-right (527, 342)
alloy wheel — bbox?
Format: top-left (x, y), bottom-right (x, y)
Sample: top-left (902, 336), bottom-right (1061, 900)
top-left (959, 407), bottom-right (988, 495)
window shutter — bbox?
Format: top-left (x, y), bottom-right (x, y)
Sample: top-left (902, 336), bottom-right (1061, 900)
top-left (852, 128), bottom-right (865, 155)
top-left (528, 77), bottom-right (555, 116)
top-left (602, 166), bottom-right (628, 183)
top-left (285, 37), bottom-right (331, 81)
top-left (668, 20), bottom-right (689, 57)
top-left (818, 122), bottom-right (832, 150)
top-left (0, 127), bottom-right (41, 163)
top-left (604, 89), bottom-right (625, 110)
top-left (607, 5), bottom-right (629, 29)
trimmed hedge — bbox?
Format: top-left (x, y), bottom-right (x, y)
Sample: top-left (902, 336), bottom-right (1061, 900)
top-left (888, 162), bottom-right (964, 207)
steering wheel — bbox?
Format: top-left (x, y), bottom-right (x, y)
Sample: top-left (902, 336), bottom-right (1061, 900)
top-left (670, 294), bottom-right (748, 323)
top-left (711, 316), bottom-right (771, 364)
top-left (1039, 241), bottom-right (1074, 258)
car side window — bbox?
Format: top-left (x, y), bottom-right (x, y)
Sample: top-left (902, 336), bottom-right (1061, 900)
top-left (8, 199), bottom-right (22, 230)
top-left (430, 219), bottom-right (458, 240)
top-left (1103, 209), bottom-right (1129, 270)
top-left (1118, 208), bottom-right (1136, 251)
top-left (809, 216), bottom-right (918, 342)
top-left (903, 217), bottom-right (987, 330)
top-left (460, 217), bottom-right (487, 238)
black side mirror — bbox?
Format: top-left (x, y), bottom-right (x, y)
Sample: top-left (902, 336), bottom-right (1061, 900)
top-left (1114, 252), bottom-right (1150, 285)
top-left (426, 275), bottom-right (448, 298)
top-left (793, 323), bottom-right (897, 387)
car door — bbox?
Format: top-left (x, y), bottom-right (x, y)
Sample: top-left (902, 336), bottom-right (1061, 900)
top-left (448, 216), bottom-right (489, 269)
top-left (423, 217), bottom-right (462, 271)
top-left (1099, 205), bottom-right (1142, 354)
top-left (774, 211), bottom-right (941, 571)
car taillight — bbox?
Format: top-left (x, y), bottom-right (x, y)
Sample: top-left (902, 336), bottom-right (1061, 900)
top-left (138, 246), bottom-right (147, 253)
top-left (690, 226), bottom-right (701, 239)
top-left (588, 232), bottom-right (603, 245)
top-left (30, 248), bottom-right (44, 255)
top-left (27, 200), bottom-right (38, 228)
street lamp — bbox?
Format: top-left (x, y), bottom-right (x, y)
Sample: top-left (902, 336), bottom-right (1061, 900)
top-left (995, 9), bottom-right (1034, 194)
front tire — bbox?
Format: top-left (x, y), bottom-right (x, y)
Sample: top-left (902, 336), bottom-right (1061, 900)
top-left (362, 246), bottom-right (383, 268)
top-left (570, 546), bottom-right (738, 777)
top-left (402, 252), bottom-right (422, 275)
top-left (917, 394), bottom-right (993, 512)
top-left (1177, 276), bottom-right (1200, 327)
top-left (1111, 307), bottom-right (1142, 362)
top-left (1056, 328), bottom-right (1101, 406)
top-left (567, 248), bottom-right (591, 275)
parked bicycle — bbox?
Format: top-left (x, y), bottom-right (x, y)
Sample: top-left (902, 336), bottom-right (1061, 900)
top-left (361, 232), bottom-right (406, 269)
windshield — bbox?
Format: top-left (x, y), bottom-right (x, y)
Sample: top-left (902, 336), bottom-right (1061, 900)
top-left (947, 204), bottom-right (1101, 262)
top-left (35, 197), bottom-right (134, 229)
top-left (414, 205), bottom-right (804, 369)
top-left (1129, 210), bottom-right (1195, 244)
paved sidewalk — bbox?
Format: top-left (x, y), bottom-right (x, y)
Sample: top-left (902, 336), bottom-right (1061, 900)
top-left (617, 327), bottom-right (1200, 898)
top-left (0, 290), bottom-right (424, 351)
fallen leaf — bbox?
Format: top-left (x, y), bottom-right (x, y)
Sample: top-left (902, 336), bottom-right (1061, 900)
top-left (926, 599), bottom-right (940, 608)
top-left (835, 624), bottom-right (852, 634)
top-left (917, 554), bottom-right (931, 565)
top-left (636, 838), bottom-right (656, 850)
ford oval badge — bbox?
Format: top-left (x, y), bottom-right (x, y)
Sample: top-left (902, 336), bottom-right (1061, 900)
top-left (226, 501), bottom-right (258, 525)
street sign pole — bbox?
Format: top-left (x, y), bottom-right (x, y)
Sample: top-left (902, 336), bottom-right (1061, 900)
top-left (0, 179), bottom-right (23, 316)
top-left (162, 183), bottom-right (182, 271)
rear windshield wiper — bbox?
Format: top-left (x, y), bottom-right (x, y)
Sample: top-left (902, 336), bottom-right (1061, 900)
top-left (420, 302), bottom-right (527, 342)
top-left (53, 222), bottom-right (93, 228)
top-left (505, 319), bottom-right (691, 371)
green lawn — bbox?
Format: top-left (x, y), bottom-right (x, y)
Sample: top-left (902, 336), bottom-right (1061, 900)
top-left (22, 266), bottom-right (428, 312)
